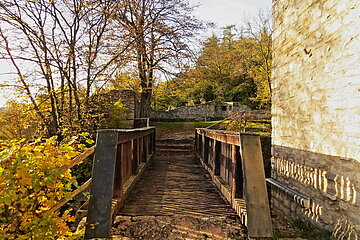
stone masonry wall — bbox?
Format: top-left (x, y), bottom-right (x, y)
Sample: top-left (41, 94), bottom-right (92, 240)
top-left (91, 89), bottom-right (136, 128)
top-left (272, 0), bottom-right (360, 238)
top-left (150, 101), bottom-right (252, 121)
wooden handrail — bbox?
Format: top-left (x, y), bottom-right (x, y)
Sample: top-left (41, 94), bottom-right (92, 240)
top-left (85, 127), bottom-right (156, 239)
top-left (48, 178), bottom-right (92, 213)
top-left (195, 128), bottom-right (272, 238)
top-left (57, 146), bottom-right (95, 172)
top-left (45, 146), bottom-right (95, 214)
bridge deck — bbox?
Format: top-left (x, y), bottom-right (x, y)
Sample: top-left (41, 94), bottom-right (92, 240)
top-left (111, 140), bottom-right (246, 239)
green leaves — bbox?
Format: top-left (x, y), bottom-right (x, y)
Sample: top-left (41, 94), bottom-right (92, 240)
top-left (154, 23), bottom-right (272, 109)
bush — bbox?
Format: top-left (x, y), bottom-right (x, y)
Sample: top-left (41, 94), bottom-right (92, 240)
top-left (220, 114), bottom-right (272, 177)
top-left (0, 137), bottom-right (85, 239)
top-left (220, 113), bottom-right (256, 132)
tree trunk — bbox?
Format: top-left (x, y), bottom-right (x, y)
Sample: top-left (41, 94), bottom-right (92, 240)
top-left (139, 89), bottom-right (152, 118)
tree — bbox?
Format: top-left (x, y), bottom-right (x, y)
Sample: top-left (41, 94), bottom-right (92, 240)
top-left (184, 27), bottom-right (258, 105)
top-left (240, 9), bottom-right (273, 106)
top-left (0, 0), bottom-right (126, 138)
top-left (0, 101), bottom-right (40, 140)
top-left (114, 0), bottom-right (203, 117)
top-left (153, 14), bottom-right (272, 110)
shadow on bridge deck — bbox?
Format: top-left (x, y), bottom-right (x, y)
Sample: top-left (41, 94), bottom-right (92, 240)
top-left (111, 139), bottom-right (246, 239)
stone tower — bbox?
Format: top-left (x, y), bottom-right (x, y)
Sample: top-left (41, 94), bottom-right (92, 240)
top-left (271, 0), bottom-right (360, 238)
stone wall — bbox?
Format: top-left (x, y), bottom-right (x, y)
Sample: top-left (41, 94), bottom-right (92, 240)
top-left (150, 101), bottom-right (252, 121)
top-left (91, 89), bottom-right (136, 128)
top-left (272, 0), bottom-right (360, 238)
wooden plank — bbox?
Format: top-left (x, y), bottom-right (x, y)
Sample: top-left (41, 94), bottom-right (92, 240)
top-left (48, 178), bottom-right (92, 213)
top-left (117, 128), bottom-right (155, 144)
top-left (143, 135), bottom-right (148, 161)
top-left (231, 145), bottom-right (237, 205)
top-left (231, 145), bottom-right (243, 204)
top-left (151, 132), bottom-right (155, 153)
top-left (202, 135), bottom-right (209, 164)
top-left (132, 139), bottom-right (139, 174)
top-left (197, 131), bottom-right (201, 154)
top-left (153, 131), bottom-right (156, 153)
top-left (239, 134), bottom-right (272, 238)
top-left (85, 130), bottom-right (118, 239)
top-left (57, 146), bottom-right (95, 172)
top-left (194, 131), bottom-right (198, 153)
top-left (140, 137), bottom-right (146, 163)
top-left (122, 141), bottom-right (132, 183)
top-left (197, 128), bottom-right (241, 146)
top-left (113, 144), bottom-right (123, 198)
top-left (127, 141), bottom-right (133, 179)
top-left (213, 140), bottom-right (221, 176)
top-left (225, 144), bottom-right (231, 185)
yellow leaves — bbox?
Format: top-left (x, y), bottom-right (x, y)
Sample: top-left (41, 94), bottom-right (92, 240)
top-left (0, 137), bottom-right (85, 239)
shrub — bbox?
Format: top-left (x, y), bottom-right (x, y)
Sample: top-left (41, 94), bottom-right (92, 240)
top-left (220, 112), bottom-right (256, 132)
top-left (0, 137), bottom-right (85, 239)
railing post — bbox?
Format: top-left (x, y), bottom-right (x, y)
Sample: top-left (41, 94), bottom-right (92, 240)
top-left (226, 143), bottom-right (231, 184)
top-left (132, 139), bottom-right (139, 174)
top-left (197, 131), bottom-right (201, 155)
top-left (231, 144), bottom-right (243, 204)
top-left (85, 130), bottom-right (118, 239)
top-left (122, 141), bottom-right (132, 182)
top-left (149, 131), bottom-right (154, 155)
top-left (143, 135), bottom-right (148, 161)
top-left (113, 144), bottom-right (123, 198)
top-left (152, 130), bottom-right (156, 153)
top-left (195, 130), bottom-right (198, 153)
top-left (202, 135), bottom-right (209, 164)
top-left (239, 134), bottom-right (272, 237)
top-left (213, 140), bottom-right (221, 176)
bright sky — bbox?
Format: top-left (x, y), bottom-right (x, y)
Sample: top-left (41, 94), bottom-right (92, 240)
top-left (0, 0), bottom-right (272, 106)
top-left (189, 0), bottom-right (271, 30)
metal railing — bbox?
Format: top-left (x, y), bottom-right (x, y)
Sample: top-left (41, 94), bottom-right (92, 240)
top-left (195, 128), bottom-right (272, 238)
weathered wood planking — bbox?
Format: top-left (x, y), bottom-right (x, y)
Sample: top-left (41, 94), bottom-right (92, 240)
top-left (56, 146), bottom-right (95, 172)
top-left (85, 131), bottom-right (118, 238)
top-left (85, 127), bottom-right (155, 239)
top-left (197, 128), bottom-right (241, 146)
top-left (239, 134), bottom-right (273, 238)
top-left (196, 129), bottom-right (272, 238)
top-left (116, 127), bottom-right (155, 144)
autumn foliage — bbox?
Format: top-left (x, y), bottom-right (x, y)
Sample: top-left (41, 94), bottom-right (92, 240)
top-left (0, 137), bottom-right (87, 239)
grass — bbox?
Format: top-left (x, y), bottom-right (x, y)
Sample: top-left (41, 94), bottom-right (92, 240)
top-left (152, 121), bottom-right (220, 133)
top-left (152, 119), bottom-right (271, 136)
top-left (220, 120), bottom-right (271, 137)
top-left (245, 120), bottom-right (271, 136)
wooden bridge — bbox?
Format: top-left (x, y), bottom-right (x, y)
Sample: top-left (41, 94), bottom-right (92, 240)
top-left (67, 127), bottom-right (273, 239)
